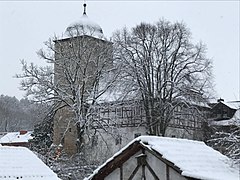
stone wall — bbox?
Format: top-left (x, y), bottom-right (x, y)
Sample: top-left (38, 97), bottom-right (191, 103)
top-left (53, 35), bottom-right (112, 155)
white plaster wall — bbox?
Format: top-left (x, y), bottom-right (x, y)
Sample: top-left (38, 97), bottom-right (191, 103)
top-left (120, 126), bottom-right (147, 147)
top-left (165, 126), bottom-right (204, 141)
top-left (165, 127), bottom-right (194, 139)
top-left (104, 150), bottom-right (142, 180)
top-left (145, 151), bottom-right (166, 180)
top-left (122, 150), bottom-right (142, 180)
top-left (145, 167), bottom-right (156, 180)
top-left (85, 126), bottom-right (147, 163)
top-left (104, 150), bottom-right (188, 180)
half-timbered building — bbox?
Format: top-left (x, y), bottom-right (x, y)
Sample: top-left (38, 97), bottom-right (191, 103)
top-left (82, 99), bottom-right (210, 163)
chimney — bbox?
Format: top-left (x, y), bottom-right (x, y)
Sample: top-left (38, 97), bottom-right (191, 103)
top-left (20, 130), bottom-right (27, 135)
top-left (217, 98), bottom-right (224, 103)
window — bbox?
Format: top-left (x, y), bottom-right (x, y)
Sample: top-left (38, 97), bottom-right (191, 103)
top-left (68, 42), bottom-right (73, 48)
top-left (115, 135), bottom-right (122, 145)
top-left (116, 108), bottom-right (122, 118)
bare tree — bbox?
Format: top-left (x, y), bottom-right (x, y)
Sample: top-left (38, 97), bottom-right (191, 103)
top-left (207, 108), bottom-right (240, 164)
top-left (113, 19), bottom-right (213, 136)
top-left (16, 25), bottom-right (120, 152)
top-left (208, 126), bottom-right (240, 164)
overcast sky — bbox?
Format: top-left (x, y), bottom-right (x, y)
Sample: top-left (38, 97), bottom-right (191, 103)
top-left (0, 1), bottom-right (239, 102)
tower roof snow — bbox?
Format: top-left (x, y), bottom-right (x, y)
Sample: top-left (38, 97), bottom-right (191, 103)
top-left (65, 14), bottom-right (104, 39)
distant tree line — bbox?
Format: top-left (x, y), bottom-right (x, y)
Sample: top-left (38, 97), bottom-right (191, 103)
top-left (0, 94), bottom-right (46, 132)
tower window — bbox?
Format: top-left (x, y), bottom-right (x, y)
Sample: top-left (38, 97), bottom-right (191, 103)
top-left (69, 42), bottom-right (73, 48)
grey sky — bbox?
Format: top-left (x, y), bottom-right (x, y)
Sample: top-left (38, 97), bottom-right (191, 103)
top-left (0, 1), bottom-right (239, 101)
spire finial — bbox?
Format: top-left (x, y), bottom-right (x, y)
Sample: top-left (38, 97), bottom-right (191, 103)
top-left (83, 3), bottom-right (87, 15)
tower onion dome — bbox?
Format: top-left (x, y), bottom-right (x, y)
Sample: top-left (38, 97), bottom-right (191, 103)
top-left (65, 3), bottom-right (104, 39)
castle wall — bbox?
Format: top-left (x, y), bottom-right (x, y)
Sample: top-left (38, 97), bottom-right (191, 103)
top-left (53, 35), bottom-right (112, 155)
top-left (53, 107), bottom-right (78, 154)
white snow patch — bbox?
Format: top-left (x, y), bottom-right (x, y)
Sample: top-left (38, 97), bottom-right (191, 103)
top-left (224, 102), bottom-right (240, 110)
top-left (0, 146), bottom-right (60, 179)
top-left (64, 14), bottom-right (105, 40)
top-left (0, 131), bottom-right (33, 144)
top-left (140, 136), bottom-right (239, 180)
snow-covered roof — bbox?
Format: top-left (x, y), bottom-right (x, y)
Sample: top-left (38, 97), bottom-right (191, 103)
top-left (0, 146), bottom-right (60, 179)
top-left (211, 109), bottom-right (240, 126)
top-left (0, 131), bottom-right (33, 144)
top-left (85, 136), bottom-right (239, 180)
top-left (177, 95), bottom-right (211, 109)
top-left (224, 101), bottom-right (240, 110)
top-left (65, 14), bottom-right (105, 40)
top-left (210, 101), bottom-right (240, 110)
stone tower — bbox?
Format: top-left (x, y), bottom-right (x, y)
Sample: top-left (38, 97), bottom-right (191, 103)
top-left (53, 3), bottom-right (112, 155)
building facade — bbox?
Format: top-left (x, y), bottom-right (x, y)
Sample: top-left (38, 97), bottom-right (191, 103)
top-left (52, 4), bottom-right (210, 163)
